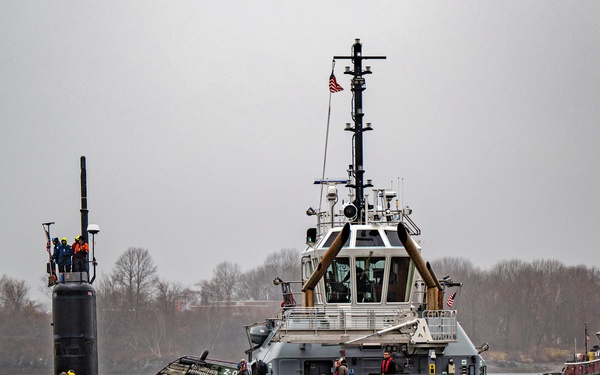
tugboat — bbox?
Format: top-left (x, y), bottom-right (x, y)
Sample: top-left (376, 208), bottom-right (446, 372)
top-left (562, 324), bottom-right (600, 375)
top-left (157, 39), bottom-right (488, 375)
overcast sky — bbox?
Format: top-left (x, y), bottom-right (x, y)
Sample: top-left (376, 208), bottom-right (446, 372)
top-left (1, 1), bottom-right (599, 304)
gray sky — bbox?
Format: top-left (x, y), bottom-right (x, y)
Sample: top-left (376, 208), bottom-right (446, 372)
top-left (1, 1), bottom-right (599, 304)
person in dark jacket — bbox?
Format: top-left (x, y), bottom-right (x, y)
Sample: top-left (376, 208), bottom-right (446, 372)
top-left (335, 357), bottom-right (349, 375)
top-left (53, 238), bottom-right (73, 272)
top-left (50, 237), bottom-right (60, 269)
top-left (382, 351), bottom-right (397, 374)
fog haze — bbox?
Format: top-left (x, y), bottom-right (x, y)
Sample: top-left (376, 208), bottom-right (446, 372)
top-left (1, 2), bottom-right (599, 303)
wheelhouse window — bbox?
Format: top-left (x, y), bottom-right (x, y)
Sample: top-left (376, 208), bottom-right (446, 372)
top-left (325, 257), bottom-right (351, 303)
top-left (355, 256), bottom-right (385, 303)
top-left (321, 230), bottom-right (350, 248)
top-left (302, 256), bottom-right (313, 280)
top-left (356, 230), bottom-right (385, 247)
top-left (385, 230), bottom-right (402, 246)
top-left (387, 256), bottom-right (411, 302)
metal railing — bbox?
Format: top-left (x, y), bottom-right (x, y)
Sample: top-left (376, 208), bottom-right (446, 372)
top-left (280, 306), bottom-right (411, 332)
top-left (423, 310), bottom-right (457, 341)
top-left (277, 307), bottom-right (457, 343)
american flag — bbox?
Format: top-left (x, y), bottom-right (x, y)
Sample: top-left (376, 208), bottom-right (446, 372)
top-left (446, 291), bottom-right (457, 307)
top-left (329, 73), bottom-right (344, 93)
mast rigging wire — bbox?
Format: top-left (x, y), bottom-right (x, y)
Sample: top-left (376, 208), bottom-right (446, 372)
top-left (318, 59), bottom-right (338, 213)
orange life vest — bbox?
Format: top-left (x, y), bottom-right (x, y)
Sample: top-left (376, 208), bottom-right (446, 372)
top-left (73, 242), bottom-right (89, 254)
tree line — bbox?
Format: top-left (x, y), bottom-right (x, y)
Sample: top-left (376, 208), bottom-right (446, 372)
top-left (0, 249), bottom-right (599, 373)
top-left (431, 257), bottom-right (600, 363)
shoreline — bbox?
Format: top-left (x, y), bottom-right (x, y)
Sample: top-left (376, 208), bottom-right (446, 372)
top-left (486, 361), bottom-right (563, 374)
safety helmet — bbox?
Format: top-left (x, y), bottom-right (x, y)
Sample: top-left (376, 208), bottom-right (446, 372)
top-left (52, 238), bottom-right (59, 242)
top-left (61, 237), bottom-right (67, 242)
top-left (76, 235), bottom-right (82, 241)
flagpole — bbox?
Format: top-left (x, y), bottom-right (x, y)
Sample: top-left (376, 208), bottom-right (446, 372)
top-left (319, 88), bottom-right (333, 214)
top-left (585, 322), bottom-right (589, 359)
top-left (319, 60), bottom-right (339, 214)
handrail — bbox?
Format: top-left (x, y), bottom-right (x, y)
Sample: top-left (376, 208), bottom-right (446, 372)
top-left (276, 307), bottom-right (457, 343)
top-left (423, 310), bottom-right (457, 341)
top-left (281, 306), bottom-right (410, 332)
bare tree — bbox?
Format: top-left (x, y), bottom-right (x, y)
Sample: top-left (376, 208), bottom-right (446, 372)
top-left (196, 261), bottom-right (240, 308)
top-left (213, 261), bottom-right (240, 306)
top-left (488, 259), bottom-right (529, 353)
top-left (0, 275), bottom-right (32, 312)
top-left (139, 309), bottom-right (166, 359)
top-left (197, 279), bottom-right (215, 306)
top-left (237, 266), bottom-right (272, 300)
top-left (96, 271), bottom-right (125, 349)
top-left (113, 247), bottom-right (158, 319)
top-left (0, 275), bottom-right (48, 369)
top-left (528, 259), bottom-right (566, 355)
top-left (97, 271), bottom-right (123, 311)
top-left (155, 279), bottom-right (189, 318)
top-left (264, 248), bottom-right (300, 282)
top-left (236, 248), bottom-right (301, 301)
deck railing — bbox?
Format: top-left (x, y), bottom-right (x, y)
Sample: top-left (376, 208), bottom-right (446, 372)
top-left (281, 306), bottom-right (407, 332)
top-left (278, 307), bottom-right (456, 342)
top-left (423, 310), bottom-right (457, 341)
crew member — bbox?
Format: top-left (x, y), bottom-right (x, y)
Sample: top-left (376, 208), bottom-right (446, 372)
top-left (72, 235), bottom-right (89, 272)
top-left (54, 238), bottom-right (73, 273)
top-left (382, 351), bottom-right (397, 374)
top-left (49, 237), bottom-right (60, 281)
top-left (335, 358), bottom-right (349, 375)
top-left (237, 359), bottom-right (247, 375)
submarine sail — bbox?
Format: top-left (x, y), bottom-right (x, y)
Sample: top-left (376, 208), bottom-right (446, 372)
top-left (48, 156), bottom-right (100, 375)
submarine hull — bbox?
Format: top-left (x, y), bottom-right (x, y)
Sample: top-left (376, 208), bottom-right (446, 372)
top-left (52, 280), bottom-right (98, 375)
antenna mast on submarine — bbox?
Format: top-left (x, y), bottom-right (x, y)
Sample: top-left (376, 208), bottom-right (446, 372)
top-left (80, 156), bottom-right (89, 244)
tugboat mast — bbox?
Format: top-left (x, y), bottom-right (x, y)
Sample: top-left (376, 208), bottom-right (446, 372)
top-left (334, 39), bottom-right (385, 224)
